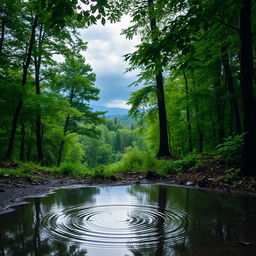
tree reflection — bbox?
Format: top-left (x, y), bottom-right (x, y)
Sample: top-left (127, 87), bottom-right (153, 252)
top-left (0, 187), bottom-right (100, 256)
top-left (1, 185), bottom-right (256, 256)
top-left (126, 184), bottom-right (256, 256)
top-left (128, 185), bottom-right (172, 256)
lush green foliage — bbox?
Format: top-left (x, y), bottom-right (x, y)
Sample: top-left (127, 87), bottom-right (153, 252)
top-left (106, 146), bottom-right (199, 175)
top-left (216, 135), bottom-right (244, 167)
top-left (1, 0), bottom-right (256, 177)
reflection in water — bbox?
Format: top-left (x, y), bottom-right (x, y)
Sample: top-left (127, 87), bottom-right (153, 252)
top-left (0, 185), bottom-right (256, 256)
top-left (155, 187), bottom-right (166, 256)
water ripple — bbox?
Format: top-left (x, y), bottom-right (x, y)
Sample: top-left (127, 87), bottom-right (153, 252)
top-left (41, 204), bottom-right (193, 248)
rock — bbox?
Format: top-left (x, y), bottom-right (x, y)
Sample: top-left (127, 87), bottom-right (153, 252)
top-left (238, 241), bottom-right (252, 246)
top-left (3, 174), bottom-right (9, 177)
top-left (186, 181), bottom-right (194, 186)
top-left (198, 176), bottom-right (208, 187)
top-left (135, 180), bottom-right (141, 185)
top-left (145, 171), bottom-right (161, 180)
top-left (110, 176), bottom-right (117, 181)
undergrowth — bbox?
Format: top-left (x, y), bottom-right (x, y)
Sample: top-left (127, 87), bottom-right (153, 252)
top-left (0, 149), bottom-right (201, 180)
top-left (105, 147), bottom-right (200, 176)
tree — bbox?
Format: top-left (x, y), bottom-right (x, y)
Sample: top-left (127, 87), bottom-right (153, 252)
top-left (119, 0), bottom-right (172, 158)
top-left (239, 0), bottom-right (256, 176)
top-left (54, 55), bottom-right (103, 166)
top-left (3, 0), bottom-right (111, 161)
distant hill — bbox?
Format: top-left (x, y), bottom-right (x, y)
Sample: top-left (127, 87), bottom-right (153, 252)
top-left (106, 114), bottom-right (136, 126)
top-left (90, 105), bottom-right (129, 116)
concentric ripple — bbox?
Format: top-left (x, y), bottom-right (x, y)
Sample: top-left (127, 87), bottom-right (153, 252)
top-left (41, 204), bottom-right (194, 248)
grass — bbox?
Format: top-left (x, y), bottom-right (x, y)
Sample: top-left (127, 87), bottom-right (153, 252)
top-left (104, 147), bottom-right (200, 177)
top-left (0, 150), bottom-right (201, 181)
top-left (0, 168), bottom-right (39, 179)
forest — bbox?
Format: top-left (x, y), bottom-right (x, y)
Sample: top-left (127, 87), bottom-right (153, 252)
top-left (0, 0), bottom-right (256, 180)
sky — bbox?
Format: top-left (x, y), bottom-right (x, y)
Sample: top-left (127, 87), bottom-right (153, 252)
top-left (79, 16), bottom-right (140, 112)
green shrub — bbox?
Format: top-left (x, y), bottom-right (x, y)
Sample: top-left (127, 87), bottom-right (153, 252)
top-left (90, 165), bottom-right (111, 179)
top-left (106, 147), bottom-right (199, 176)
top-left (216, 134), bottom-right (244, 167)
top-left (107, 146), bottom-right (156, 173)
top-left (58, 162), bottom-right (87, 177)
top-left (216, 168), bottom-right (240, 182)
top-left (158, 154), bottom-right (200, 175)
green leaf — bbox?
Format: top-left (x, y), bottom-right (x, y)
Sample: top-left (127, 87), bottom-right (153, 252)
top-left (101, 17), bottom-right (106, 25)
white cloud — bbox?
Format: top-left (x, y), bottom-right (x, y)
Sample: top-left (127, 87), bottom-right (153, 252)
top-left (105, 99), bottom-right (130, 109)
top-left (77, 16), bottom-right (142, 108)
top-left (80, 15), bottom-right (140, 77)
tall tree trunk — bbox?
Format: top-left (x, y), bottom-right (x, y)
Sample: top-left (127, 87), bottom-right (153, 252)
top-left (20, 122), bottom-right (25, 161)
top-left (183, 71), bottom-right (193, 152)
top-left (148, 0), bottom-right (171, 158)
top-left (36, 113), bottom-right (43, 164)
top-left (221, 46), bottom-right (242, 134)
top-left (155, 72), bottom-right (172, 157)
top-left (34, 25), bottom-right (44, 164)
top-left (5, 15), bottom-right (38, 160)
top-left (239, 0), bottom-right (256, 176)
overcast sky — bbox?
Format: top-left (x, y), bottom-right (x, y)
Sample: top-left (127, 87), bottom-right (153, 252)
top-left (80, 16), bottom-right (140, 110)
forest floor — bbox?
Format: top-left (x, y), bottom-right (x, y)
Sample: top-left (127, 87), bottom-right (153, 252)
top-left (1, 159), bottom-right (256, 214)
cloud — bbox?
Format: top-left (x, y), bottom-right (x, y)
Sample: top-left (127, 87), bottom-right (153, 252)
top-left (105, 99), bottom-right (130, 109)
top-left (79, 16), bottom-right (141, 111)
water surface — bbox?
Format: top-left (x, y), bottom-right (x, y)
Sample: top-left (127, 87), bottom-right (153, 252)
top-left (0, 184), bottom-right (256, 255)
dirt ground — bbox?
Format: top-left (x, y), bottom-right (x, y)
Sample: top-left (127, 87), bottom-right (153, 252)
top-left (1, 160), bottom-right (256, 214)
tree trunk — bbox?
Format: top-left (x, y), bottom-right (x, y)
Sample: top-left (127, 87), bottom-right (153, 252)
top-left (183, 71), bottom-right (193, 152)
top-left (5, 15), bottom-right (38, 160)
top-left (5, 100), bottom-right (23, 160)
top-left (147, 0), bottom-right (171, 158)
top-left (36, 113), bottom-right (44, 164)
top-left (156, 72), bottom-right (172, 157)
top-left (20, 122), bottom-right (25, 161)
top-left (221, 46), bottom-right (242, 134)
top-left (239, 0), bottom-right (256, 176)
top-left (34, 25), bottom-right (44, 164)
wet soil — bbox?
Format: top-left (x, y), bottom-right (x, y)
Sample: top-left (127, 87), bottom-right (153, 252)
top-left (1, 160), bottom-right (256, 214)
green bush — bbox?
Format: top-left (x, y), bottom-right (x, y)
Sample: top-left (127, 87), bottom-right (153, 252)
top-left (90, 165), bottom-right (112, 179)
top-left (106, 147), bottom-right (199, 176)
top-left (216, 168), bottom-right (240, 182)
top-left (216, 134), bottom-right (244, 167)
top-left (157, 154), bottom-right (200, 175)
top-left (107, 146), bottom-right (156, 173)
top-left (58, 162), bottom-right (88, 177)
